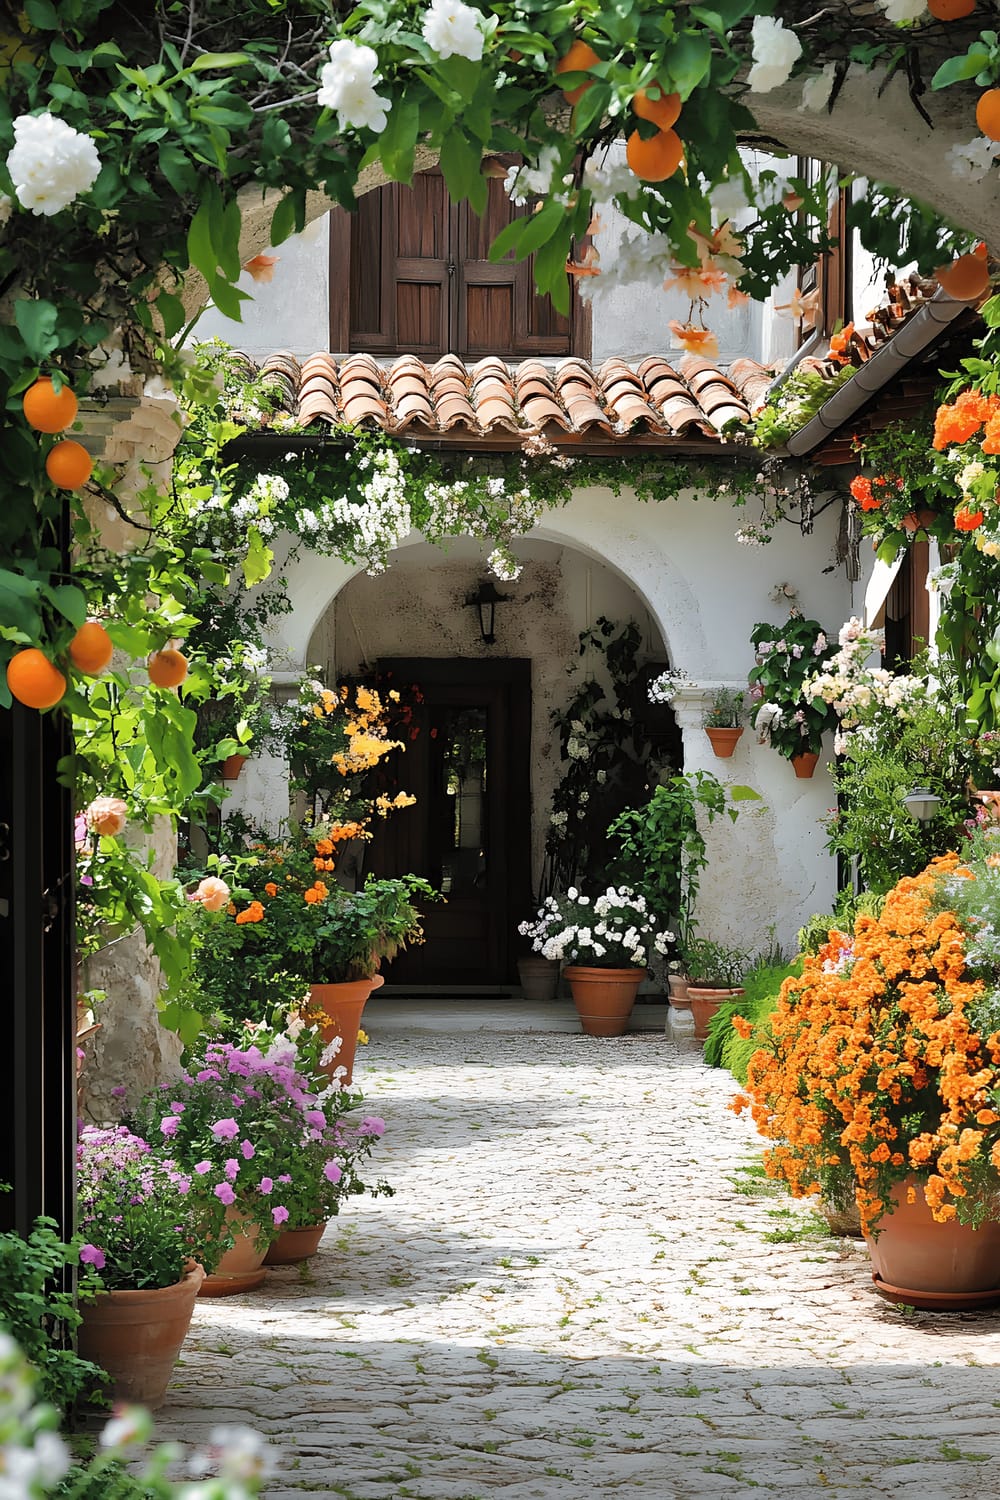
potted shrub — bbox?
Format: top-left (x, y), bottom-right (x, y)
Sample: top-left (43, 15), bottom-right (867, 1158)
top-left (75, 1125), bottom-right (219, 1407)
top-left (748, 610), bottom-right (839, 776)
top-left (519, 885), bottom-right (673, 1036)
top-left (702, 687), bottom-right (745, 758)
top-left (682, 938), bottom-right (751, 1040)
top-left (734, 838), bottom-right (1000, 1308)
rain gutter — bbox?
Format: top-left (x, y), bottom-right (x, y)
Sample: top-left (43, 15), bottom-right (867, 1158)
top-left (781, 288), bottom-right (977, 460)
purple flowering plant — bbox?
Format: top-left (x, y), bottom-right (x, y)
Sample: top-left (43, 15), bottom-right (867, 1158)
top-left (77, 1126), bottom-right (220, 1290)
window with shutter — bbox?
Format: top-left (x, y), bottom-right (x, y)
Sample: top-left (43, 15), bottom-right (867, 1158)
top-left (795, 159), bottom-right (852, 344)
top-left (329, 169), bottom-right (590, 360)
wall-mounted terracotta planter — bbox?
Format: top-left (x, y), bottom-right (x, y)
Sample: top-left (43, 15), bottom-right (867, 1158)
top-left (791, 750), bottom-right (820, 779)
top-left (220, 753), bottom-right (248, 781)
top-left (901, 508), bottom-right (938, 533)
top-left (705, 726), bottom-right (743, 758)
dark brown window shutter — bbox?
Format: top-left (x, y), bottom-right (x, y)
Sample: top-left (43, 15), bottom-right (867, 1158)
top-left (330, 169), bottom-right (590, 359)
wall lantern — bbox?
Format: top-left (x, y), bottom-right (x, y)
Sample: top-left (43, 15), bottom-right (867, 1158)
top-left (465, 579), bottom-right (510, 645)
top-left (903, 786), bottom-right (942, 823)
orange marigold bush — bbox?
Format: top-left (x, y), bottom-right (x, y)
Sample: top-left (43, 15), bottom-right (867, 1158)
top-left (733, 852), bottom-right (1000, 1234)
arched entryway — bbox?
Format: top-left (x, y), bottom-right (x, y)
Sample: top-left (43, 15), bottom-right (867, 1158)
top-left (302, 537), bottom-right (673, 990)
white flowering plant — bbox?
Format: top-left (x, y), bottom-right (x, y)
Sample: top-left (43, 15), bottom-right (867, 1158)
top-left (748, 610), bottom-right (839, 759)
top-left (802, 616), bottom-right (925, 751)
top-left (519, 886), bottom-right (673, 969)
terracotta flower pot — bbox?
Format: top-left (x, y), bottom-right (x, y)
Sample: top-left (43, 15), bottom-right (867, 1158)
top-left (791, 750), bottom-right (820, 779)
top-left (517, 956), bottom-right (560, 1001)
top-left (901, 508), bottom-right (937, 533)
top-left (562, 965), bottom-right (645, 1036)
top-left (264, 1222), bottom-right (328, 1265)
top-left (866, 1177), bottom-right (1000, 1309)
top-left (77, 1262), bottom-right (204, 1409)
top-left (667, 973), bottom-right (691, 1008)
top-left (310, 974), bottom-right (384, 1085)
top-left (687, 986), bottom-right (744, 1042)
top-left (198, 1211), bottom-right (269, 1297)
top-left (220, 753), bottom-right (248, 781)
top-left (705, 726), bottom-right (743, 758)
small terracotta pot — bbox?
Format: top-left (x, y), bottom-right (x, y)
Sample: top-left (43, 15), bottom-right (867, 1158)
top-left (264, 1222), bottom-right (328, 1265)
top-left (77, 1262), bottom-right (204, 1409)
top-left (705, 726), bottom-right (743, 758)
top-left (791, 750), bottom-right (820, 779)
top-left (866, 1177), bottom-right (1000, 1308)
top-left (220, 753), bottom-right (248, 781)
top-left (309, 974), bottom-right (384, 1085)
top-left (563, 965), bottom-right (645, 1036)
top-left (198, 1212), bottom-right (268, 1297)
top-left (687, 986), bottom-right (744, 1042)
top-left (517, 956), bottom-right (560, 1001)
top-left (901, 508), bottom-right (937, 533)
top-left (667, 973), bottom-right (691, 1008)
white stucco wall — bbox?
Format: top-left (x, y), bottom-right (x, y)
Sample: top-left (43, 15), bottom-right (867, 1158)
top-left (227, 484), bottom-right (861, 959)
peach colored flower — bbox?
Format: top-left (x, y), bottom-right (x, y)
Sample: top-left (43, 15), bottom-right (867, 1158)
top-left (668, 320), bottom-right (719, 358)
top-left (774, 286), bottom-right (822, 329)
top-left (190, 876), bottom-right (231, 913)
top-left (85, 796), bottom-right (128, 837)
top-left (242, 254), bottom-right (278, 283)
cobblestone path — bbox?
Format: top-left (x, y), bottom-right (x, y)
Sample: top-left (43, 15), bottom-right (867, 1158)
top-left (159, 1031), bottom-right (1000, 1499)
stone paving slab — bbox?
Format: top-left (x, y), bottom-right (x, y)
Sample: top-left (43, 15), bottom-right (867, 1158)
top-left (156, 1031), bottom-right (1000, 1498)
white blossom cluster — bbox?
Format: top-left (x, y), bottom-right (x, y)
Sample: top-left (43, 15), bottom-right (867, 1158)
top-left (504, 146), bottom-right (574, 207)
top-left (318, 39), bottom-right (390, 134)
top-left (487, 544), bottom-right (521, 581)
top-left (422, 0), bottom-right (485, 61)
top-left (582, 152), bottom-right (643, 205)
top-left (746, 16), bottom-right (802, 93)
top-left (318, 447), bottom-right (412, 573)
top-left (518, 886), bottom-right (672, 967)
top-left (945, 136), bottom-right (1000, 183)
top-left (803, 615), bottom-right (924, 741)
top-left (926, 561), bottom-right (960, 598)
top-left (877, 0), bottom-right (926, 22)
top-left (648, 666), bottom-right (696, 704)
top-left (6, 111), bottom-right (101, 216)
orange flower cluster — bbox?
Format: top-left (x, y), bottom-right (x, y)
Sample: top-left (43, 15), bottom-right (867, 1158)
top-left (932, 389), bottom-right (1000, 451)
top-left (234, 900), bottom-right (265, 926)
top-left (303, 880), bottom-right (329, 906)
top-left (733, 853), bottom-right (1000, 1234)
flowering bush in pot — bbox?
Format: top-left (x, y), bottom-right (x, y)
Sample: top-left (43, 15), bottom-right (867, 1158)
top-left (734, 842), bottom-right (1000, 1300)
top-left (748, 610), bottom-right (838, 763)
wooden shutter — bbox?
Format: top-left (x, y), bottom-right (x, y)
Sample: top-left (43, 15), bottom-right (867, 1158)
top-left (330, 170), bottom-right (589, 359)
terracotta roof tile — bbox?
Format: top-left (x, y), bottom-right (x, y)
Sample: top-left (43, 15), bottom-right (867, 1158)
top-left (247, 349), bottom-right (769, 447)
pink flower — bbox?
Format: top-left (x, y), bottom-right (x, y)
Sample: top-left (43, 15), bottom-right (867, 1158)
top-left (278, 1174), bottom-right (292, 1184)
top-left (272, 1205), bottom-right (289, 1225)
top-left (243, 253), bottom-right (279, 283)
top-left (259, 1177), bottom-right (273, 1194)
top-left (214, 1182), bottom-right (236, 1205)
top-left (197, 1069), bottom-right (220, 1083)
top-left (189, 876), bottom-right (231, 913)
top-left (323, 1160), bottom-right (342, 1184)
top-left (359, 1116), bottom-right (385, 1137)
top-left (240, 1139), bottom-right (256, 1160)
top-left (85, 796), bottom-right (128, 837)
top-left (224, 1158), bottom-right (240, 1182)
top-left (159, 1116), bottom-right (179, 1137)
top-left (305, 1109), bottom-right (326, 1130)
top-left (211, 1118), bottom-right (239, 1141)
top-left (80, 1243), bottom-right (105, 1269)
top-left (194, 1160), bottom-right (212, 1175)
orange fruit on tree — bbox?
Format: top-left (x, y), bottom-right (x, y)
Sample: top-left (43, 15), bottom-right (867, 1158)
top-left (928, 0), bottom-right (975, 15)
top-left (22, 376), bottom-right (78, 434)
top-left (977, 88), bottom-right (1000, 140)
top-left (44, 439), bottom-right (92, 490)
top-left (632, 86), bottom-right (682, 131)
top-left (69, 621), bottom-right (113, 675)
top-left (6, 648), bottom-right (67, 710)
top-left (625, 127), bottom-right (684, 182)
top-left (555, 39), bottom-right (599, 105)
top-left (935, 252), bottom-right (991, 301)
top-left (147, 647), bottom-right (189, 689)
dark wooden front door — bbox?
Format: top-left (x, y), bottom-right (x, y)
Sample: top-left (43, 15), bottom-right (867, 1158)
top-left (368, 658), bottom-right (531, 987)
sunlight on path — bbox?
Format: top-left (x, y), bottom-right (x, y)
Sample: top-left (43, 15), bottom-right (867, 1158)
top-left (158, 1031), bottom-right (1000, 1499)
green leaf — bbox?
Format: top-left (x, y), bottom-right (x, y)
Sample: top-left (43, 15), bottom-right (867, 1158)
top-left (14, 300), bottom-right (60, 362)
top-left (269, 192), bottom-right (300, 247)
top-left (24, 0), bottom-right (59, 26)
top-left (379, 97), bottom-right (419, 183)
top-left (155, 290), bottom-right (186, 340)
top-left (515, 199), bottom-right (566, 259)
top-left (242, 526), bottom-right (273, 587)
top-left (158, 142), bottom-right (196, 196)
top-left (439, 128), bottom-right (487, 212)
top-left (487, 215), bottom-right (528, 262)
top-left (187, 196), bottom-right (219, 281)
top-left (187, 51), bottom-right (251, 72)
top-left (931, 49), bottom-right (992, 89)
top-left (208, 274), bottom-right (249, 322)
top-left (44, 583), bottom-right (88, 628)
top-left (665, 31), bottom-right (713, 97)
top-left (730, 785), bottom-right (762, 802)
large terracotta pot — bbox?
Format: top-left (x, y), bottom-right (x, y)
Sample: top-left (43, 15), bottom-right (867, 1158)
top-left (77, 1262), bottom-right (204, 1409)
top-left (264, 1222), bottom-right (328, 1265)
top-left (517, 956), bottom-right (560, 1001)
top-left (687, 986), bottom-right (744, 1042)
top-left (705, 726), bottom-right (743, 758)
top-left (310, 974), bottom-right (384, 1085)
top-left (791, 750), bottom-right (820, 779)
top-left (562, 966), bottom-right (645, 1037)
top-left (866, 1177), bottom-right (1000, 1309)
top-left (198, 1211), bottom-right (268, 1298)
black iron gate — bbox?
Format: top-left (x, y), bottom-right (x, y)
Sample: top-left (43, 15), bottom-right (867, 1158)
top-left (0, 699), bottom-right (75, 1239)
